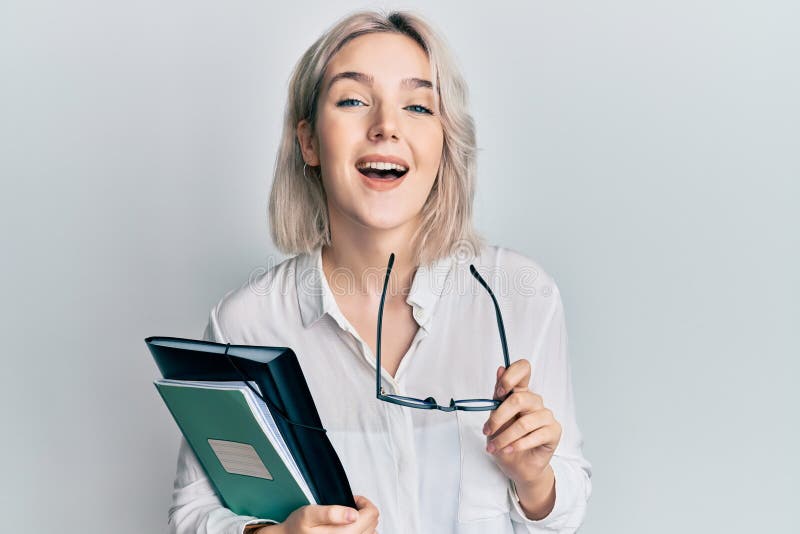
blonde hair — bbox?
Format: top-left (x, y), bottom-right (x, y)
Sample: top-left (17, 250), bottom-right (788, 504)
top-left (268, 8), bottom-right (485, 266)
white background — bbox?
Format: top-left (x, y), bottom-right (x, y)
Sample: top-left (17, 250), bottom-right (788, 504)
top-left (1, 1), bottom-right (797, 532)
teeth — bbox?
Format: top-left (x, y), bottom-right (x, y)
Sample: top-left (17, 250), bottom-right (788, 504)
top-left (356, 161), bottom-right (408, 172)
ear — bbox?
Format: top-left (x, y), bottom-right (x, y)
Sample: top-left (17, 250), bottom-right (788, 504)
top-left (296, 119), bottom-right (320, 166)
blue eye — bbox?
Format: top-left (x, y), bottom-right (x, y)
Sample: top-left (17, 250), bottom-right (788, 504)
top-left (407, 104), bottom-right (433, 115)
top-left (337, 98), bottom-right (364, 107)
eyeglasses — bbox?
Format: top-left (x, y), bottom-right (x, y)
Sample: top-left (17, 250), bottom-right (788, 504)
top-left (376, 253), bottom-right (511, 412)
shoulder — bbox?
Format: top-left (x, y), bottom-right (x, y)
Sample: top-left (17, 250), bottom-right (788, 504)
top-left (470, 243), bottom-right (561, 300)
top-left (206, 252), bottom-right (303, 343)
top-left (455, 243), bottom-right (566, 333)
top-left (466, 244), bottom-right (568, 359)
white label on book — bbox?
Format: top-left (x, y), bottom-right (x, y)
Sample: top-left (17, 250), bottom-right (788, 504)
top-left (207, 439), bottom-right (274, 480)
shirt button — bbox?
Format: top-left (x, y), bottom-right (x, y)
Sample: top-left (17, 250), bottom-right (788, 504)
top-left (414, 308), bottom-right (425, 321)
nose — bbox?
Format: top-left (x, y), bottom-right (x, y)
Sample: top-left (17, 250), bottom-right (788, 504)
top-left (367, 103), bottom-right (400, 142)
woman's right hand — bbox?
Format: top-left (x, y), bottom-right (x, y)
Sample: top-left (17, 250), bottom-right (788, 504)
top-left (261, 495), bottom-right (380, 534)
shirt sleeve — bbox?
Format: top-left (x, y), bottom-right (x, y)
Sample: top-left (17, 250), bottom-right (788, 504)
top-left (507, 284), bottom-right (593, 533)
top-left (167, 304), bottom-right (281, 534)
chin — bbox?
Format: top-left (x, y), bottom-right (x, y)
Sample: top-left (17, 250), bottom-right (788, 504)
top-left (356, 210), bottom-right (419, 231)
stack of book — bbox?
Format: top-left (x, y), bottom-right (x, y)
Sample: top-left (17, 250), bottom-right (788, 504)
top-left (147, 336), bottom-right (355, 522)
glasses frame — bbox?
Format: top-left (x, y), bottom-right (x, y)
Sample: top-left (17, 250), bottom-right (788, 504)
top-left (375, 253), bottom-right (511, 412)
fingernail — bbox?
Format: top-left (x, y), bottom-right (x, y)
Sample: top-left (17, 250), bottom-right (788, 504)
top-left (486, 442), bottom-right (496, 453)
top-left (347, 510), bottom-right (357, 522)
top-left (496, 386), bottom-right (504, 397)
top-left (482, 424), bottom-right (489, 435)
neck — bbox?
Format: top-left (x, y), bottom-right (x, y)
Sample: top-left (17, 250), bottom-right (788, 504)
top-left (322, 212), bottom-right (421, 301)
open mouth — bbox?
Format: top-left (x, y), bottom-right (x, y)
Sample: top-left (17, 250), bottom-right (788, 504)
top-left (356, 166), bottom-right (409, 180)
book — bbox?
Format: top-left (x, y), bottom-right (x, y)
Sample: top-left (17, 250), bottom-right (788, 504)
top-left (146, 336), bottom-right (355, 510)
top-left (155, 378), bottom-right (315, 521)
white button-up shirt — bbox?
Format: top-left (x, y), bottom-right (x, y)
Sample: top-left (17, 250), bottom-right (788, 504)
top-left (167, 244), bottom-right (592, 534)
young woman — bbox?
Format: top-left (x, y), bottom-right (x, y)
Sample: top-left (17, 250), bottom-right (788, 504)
top-left (168, 9), bottom-right (592, 534)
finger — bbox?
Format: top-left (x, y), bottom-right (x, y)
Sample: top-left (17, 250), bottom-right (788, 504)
top-left (354, 495), bottom-right (379, 520)
top-left (351, 501), bottom-right (380, 534)
top-left (483, 390), bottom-right (541, 437)
top-left (496, 424), bottom-right (559, 455)
top-left (357, 520), bottom-right (379, 534)
top-left (306, 503), bottom-right (359, 526)
top-left (494, 359), bottom-right (531, 398)
top-left (354, 495), bottom-right (371, 510)
top-left (487, 410), bottom-right (552, 453)
top-left (352, 496), bottom-right (379, 520)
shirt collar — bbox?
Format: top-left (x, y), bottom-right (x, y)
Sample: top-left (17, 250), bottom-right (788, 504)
top-left (295, 246), bottom-right (454, 331)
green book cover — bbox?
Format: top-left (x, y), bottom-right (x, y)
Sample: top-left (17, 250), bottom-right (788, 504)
top-left (155, 379), bottom-right (315, 522)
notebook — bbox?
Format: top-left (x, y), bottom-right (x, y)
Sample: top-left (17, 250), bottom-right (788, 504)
top-left (156, 379), bottom-right (314, 520)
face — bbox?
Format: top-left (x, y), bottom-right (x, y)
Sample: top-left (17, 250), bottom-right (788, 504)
top-left (297, 32), bottom-right (444, 235)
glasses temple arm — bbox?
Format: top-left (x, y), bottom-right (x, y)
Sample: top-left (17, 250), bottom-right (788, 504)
top-left (469, 264), bottom-right (511, 368)
top-left (377, 253), bottom-right (395, 397)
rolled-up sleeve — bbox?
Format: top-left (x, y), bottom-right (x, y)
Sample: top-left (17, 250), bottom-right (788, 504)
top-left (166, 304), bottom-right (280, 534)
top-left (508, 285), bottom-right (592, 533)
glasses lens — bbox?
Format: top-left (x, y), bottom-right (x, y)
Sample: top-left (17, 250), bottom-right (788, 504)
top-left (453, 398), bottom-right (499, 410)
top-left (386, 394), bottom-right (438, 408)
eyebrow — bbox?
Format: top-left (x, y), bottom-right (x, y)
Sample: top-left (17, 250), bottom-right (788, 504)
top-left (326, 71), bottom-right (433, 92)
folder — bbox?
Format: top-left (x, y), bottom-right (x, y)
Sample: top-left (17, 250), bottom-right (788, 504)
top-left (146, 336), bottom-right (356, 514)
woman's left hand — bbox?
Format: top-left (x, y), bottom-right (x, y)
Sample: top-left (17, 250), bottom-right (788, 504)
top-left (482, 359), bottom-right (562, 484)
